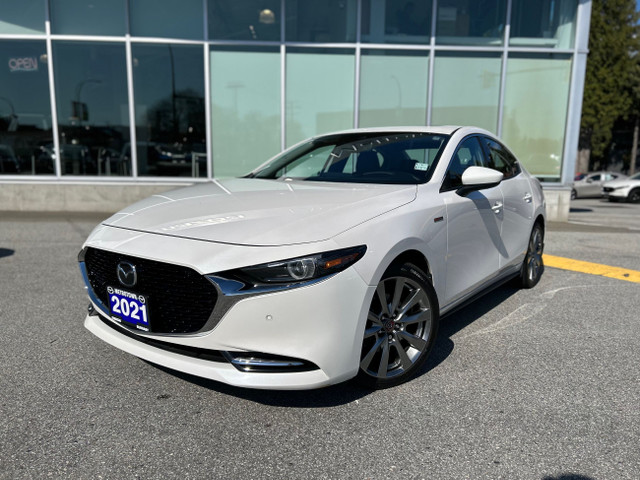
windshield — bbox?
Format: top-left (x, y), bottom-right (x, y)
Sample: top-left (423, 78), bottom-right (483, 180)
top-left (251, 132), bottom-right (450, 185)
top-left (631, 172), bottom-right (640, 180)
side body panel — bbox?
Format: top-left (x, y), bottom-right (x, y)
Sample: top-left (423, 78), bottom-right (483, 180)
top-left (441, 186), bottom-right (504, 308)
top-left (499, 173), bottom-right (534, 269)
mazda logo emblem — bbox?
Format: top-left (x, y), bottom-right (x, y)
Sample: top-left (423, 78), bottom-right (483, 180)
top-left (117, 261), bottom-right (137, 287)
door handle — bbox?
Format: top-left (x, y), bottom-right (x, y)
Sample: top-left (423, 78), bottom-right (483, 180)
top-left (491, 201), bottom-right (503, 214)
top-left (523, 193), bottom-right (533, 203)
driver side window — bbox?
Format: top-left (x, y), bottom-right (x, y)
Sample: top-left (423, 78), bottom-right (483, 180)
top-left (442, 137), bottom-right (486, 191)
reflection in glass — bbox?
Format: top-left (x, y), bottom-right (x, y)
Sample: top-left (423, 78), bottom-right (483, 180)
top-left (53, 42), bottom-right (130, 176)
top-left (285, 0), bottom-right (357, 42)
top-left (0, 0), bottom-right (45, 35)
top-left (133, 44), bottom-right (206, 177)
top-left (510, 0), bottom-right (577, 49)
top-left (361, 0), bottom-right (432, 44)
top-left (436, 0), bottom-right (506, 45)
top-left (130, 0), bottom-right (203, 40)
top-left (209, 0), bottom-right (280, 41)
top-left (431, 52), bottom-right (501, 133)
top-left (0, 41), bottom-right (52, 175)
top-left (50, 0), bottom-right (126, 36)
top-left (211, 47), bottom-right (280, 177)
top-left (286, 49), bottom-right (355, 147)
top-left (502, 54), bottom-right (572, 180)
top-left (359, 50), bottom-right (428, 128)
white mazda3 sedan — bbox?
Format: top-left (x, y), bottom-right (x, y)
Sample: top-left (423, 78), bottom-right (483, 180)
top-left (79, 126), bottom-right (546, 390)
top-left (602, 172), bottom-right (640, 203)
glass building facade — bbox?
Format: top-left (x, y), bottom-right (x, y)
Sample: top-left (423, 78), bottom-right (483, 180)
top-left (0, 0), bottom-right (590, 186)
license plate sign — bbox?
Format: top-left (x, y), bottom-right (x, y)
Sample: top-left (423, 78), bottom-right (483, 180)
top-left (107, 286), bottom-right (150, 331)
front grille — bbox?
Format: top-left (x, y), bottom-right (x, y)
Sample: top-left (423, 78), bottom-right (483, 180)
top-left (603, 187), bottom-right (614, 193)
top-left (84, 247), bottom-right (217, 334)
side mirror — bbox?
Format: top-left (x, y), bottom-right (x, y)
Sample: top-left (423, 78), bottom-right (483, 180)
top-left (586, 178), bottom-right (593, 183)
top-left (457, 166), bottom-right (504, 196)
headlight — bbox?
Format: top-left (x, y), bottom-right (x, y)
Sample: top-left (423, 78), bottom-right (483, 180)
top-left (614, 185), bottom-right (629, 190)
top-left (218, 245), bottom-right (367, 289)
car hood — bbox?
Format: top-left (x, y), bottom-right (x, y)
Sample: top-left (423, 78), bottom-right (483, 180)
top-left (102, 178), bottom-right (417, 246)
top-left (604, 178), bottom-right (638, 188)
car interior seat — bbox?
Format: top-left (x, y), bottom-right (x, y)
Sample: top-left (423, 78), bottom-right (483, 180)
top-left (356, 151), bottom-right (381, 175)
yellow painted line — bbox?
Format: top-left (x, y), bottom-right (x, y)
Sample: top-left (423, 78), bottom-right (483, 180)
top-left (543, 254), bottom-right (640, 284)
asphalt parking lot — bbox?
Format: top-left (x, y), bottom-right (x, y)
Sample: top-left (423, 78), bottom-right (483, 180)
top-left (1, 199), bottom-right (639, 480)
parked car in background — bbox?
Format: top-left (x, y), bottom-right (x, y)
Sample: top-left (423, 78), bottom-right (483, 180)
top-left (571, 171), bottom-right (627, 199)
top-left (78, 126), bottom-right (546, 390)
top-left (603, 172), bottom-right (640, 203)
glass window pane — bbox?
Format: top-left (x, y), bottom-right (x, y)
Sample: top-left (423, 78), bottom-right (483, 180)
top-left (481, 136), bottom-right (520, 179)
top-left (285, 0), bottom-right (357, 42)
top-left (436, 0), bottom-right (506, 46)
top-left (361, 0), bottom-right (432, 44)
top-left (53, 42), bottom-right (130, 176)
top-left (286, 49), bottom-right (355, 147)
top-left (0, 0), bottom-right (45, 35)
top-left (359, 50), bottom-right (429, 128)
top-left (130, 0), bottom-right (203, 40)
top-left (443, 137), bottom-right (486, 190)
top-left (501, 54), bottom-right (572, 181)
top-left (211, 47), bottom-right (280, 177)
top-left (510, 0), bottom-right (577, 49)
top-left (133, 44), bottom-right (206, 177)
top-left (0, 41), bottom-right (52, 175)
top-left (209, 0), bottom-right (281, 41)
top-left (50, 0), bottom-right (126, 36)
top-left (431, 52), bottom-right (501, 133)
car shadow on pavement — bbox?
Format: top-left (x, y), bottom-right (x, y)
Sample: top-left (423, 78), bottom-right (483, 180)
top-left (150, 283), bottom-right (521, 407)
top-left (542, 474), bottom-right (595, 480)
top-left (569, 207), bottom-right (593, 213)
top-left (151, 364), bottom-right (371, 407)
top-left (0, 248), bottom-right (15, 258)
top-left (415, 282), bottom-right (520, 380)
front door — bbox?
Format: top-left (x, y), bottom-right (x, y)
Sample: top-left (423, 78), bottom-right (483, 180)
top-left (440, 136), bottom-right (505, 308)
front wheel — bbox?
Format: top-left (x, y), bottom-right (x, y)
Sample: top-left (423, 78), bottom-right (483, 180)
top-left (628, 189), bottom-right (640, 204)
top-left (520, 223), bottom-right (544, 288)
top-left (356, 262), bottom-right (439, 389)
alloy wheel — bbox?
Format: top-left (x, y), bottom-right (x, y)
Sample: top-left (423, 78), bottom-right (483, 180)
top-left (520, 224), bottom-right (544, 288)
top-left (360, 275), bottom-right (433, 380)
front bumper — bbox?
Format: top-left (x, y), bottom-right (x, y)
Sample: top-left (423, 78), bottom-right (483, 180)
top-left (603, 187), bottom-right (630, 199)
top-left (82, 243), bottom-right (373, 389)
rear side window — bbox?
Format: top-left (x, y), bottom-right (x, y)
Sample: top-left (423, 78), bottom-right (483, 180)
top-left (481, 137), bottom-right (521, 180)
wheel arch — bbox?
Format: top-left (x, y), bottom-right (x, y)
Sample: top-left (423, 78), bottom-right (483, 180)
top-left (386, 249), bottom-right (433, 283)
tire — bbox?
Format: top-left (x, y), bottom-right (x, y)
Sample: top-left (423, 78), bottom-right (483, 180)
top-left (628, 189), bottom-right (640, 204)
top-left (571, 189), bottom-right (577, 200)
top-left (519, 223), bottom-right (544, 289)
top-left (356, 262), bottom-right (439, 389)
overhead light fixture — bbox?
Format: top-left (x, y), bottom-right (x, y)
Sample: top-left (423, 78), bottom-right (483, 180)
top-left (259, 8), bottom-right (276, 24)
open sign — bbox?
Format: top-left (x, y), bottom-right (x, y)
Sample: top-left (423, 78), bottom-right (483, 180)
top-left (9, 57), bottom-right (38, 72)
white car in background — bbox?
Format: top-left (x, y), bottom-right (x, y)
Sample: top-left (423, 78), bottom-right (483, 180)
top-left (571, 171), bottom-right (627, 199)
top-left (78, 126), bottom-right (546, 390)
top-left (603, 172), bottom-right (640, 203)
